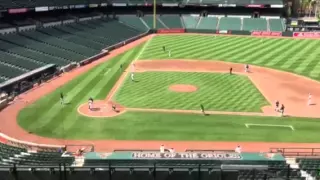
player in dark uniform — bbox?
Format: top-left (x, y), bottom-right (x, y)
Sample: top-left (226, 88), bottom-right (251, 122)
top-left (275, 101), bottom-right (279, 111)
top-left (163, 46), bottom-right (166, 52)
top-left (229, 67), bottom-right (233, 75)
top-left (60, 92), bottom-right (64, 105)
top-left (120, 64), bottom-right (123, 71)
top-left (200, 104), bottom-right (205, 115)
top-left (280, 104), bottom-right (285, 117)
top-left (112, 104), bottom-right (116, 112)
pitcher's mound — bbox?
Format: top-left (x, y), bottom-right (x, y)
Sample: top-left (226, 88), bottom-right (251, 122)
top-left (169, 84), bottom-right (198, 93)
top-left (78, 100), bottom-right (126, 118)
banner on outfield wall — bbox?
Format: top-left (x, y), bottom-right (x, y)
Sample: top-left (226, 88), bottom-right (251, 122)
top-left (251, 31), bottom-right (282, 37)
top-left (293, 32), bottom-right (320, 38)
top-left (35, 6), bottom-right (49, 12)
top-left (157, 28), bottom-right (185, 33)
top-left (8, 8), bottom-right (27, 14)
top-left (216, 30), bottom-right (231, 34)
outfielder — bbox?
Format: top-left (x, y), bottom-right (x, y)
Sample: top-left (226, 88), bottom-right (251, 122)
top-left (130, 72), bottom-right (135, 81)
top-left (60, 92), bottom-right (64, 105)
top-left (168, 50), bottom-right (171, 57)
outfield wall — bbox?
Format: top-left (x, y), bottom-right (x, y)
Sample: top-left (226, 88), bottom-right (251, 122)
top-left (157, 28), bottom-right (320, 39)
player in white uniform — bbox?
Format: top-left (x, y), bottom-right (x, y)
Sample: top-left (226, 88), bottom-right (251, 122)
top-left (130, 72), bottom-right (134, 81)
top-left (308, 93), bottom-right (312, 105)
top-left (168, 50), bottom-right (171, 57)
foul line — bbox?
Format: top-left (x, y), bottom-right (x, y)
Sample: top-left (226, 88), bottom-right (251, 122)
top-left (245, 123), bottom-right (295, 131)
top-left (106, 36), bottom-right (154, 101)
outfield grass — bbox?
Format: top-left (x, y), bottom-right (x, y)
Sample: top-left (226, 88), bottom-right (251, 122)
top-left (17, 35), bottom-right (320, 142)
top-left (114, 72), bottom-right (269, 112)
top-left (139, 35), bottom-right (320, 80)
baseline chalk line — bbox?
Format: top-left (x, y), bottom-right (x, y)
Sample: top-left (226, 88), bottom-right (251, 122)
top-left (245, 123), bottom-right (295, 131)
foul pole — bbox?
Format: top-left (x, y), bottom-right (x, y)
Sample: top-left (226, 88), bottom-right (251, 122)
top-left (153, 0), bottom-right (156, 29)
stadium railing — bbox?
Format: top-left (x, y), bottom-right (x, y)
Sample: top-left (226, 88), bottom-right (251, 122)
top-left (0, 163), bottom-right (313, 180)
top-left (270, 147), bottom-right (320, 157)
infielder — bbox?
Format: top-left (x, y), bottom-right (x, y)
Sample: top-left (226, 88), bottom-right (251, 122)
top-left (130, 72), bottom-right (135, 81)
top-left (245, 64), bottom-right (249, 73)
top-left (308, 93), bottom-right (312, 105)
top-left (88, 98), bottom-right (93, 110)
top-left (200, 104), bottom-right (205, 115)
top-left (275, 100), bottom-right (279, 112)
top-left (279, 104), bottom-right (285, 117)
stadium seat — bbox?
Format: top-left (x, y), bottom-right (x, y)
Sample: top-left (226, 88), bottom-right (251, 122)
top-left (159, 15), bottom-right (183, 28)
top-left (118, 15), bottom-right (150, 31)
top-left (269, 19), bottom-right (285, 31)
top-left (197, 17), bottom-right (218, 29)
top-left (218, 17), bottom-right (241, 30)
top-left (182, 15), bottom-right (199, 29)
top-left (141, 15), bottom-right (167, 29)
top-left (242, 18), bottom-right (268, 31)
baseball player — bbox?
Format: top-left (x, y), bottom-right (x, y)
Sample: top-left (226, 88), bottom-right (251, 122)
top-left (162, 46), bottom-right (166, 52)
top-left (60, 92), bottom-right (64, 105)
top-left (308, 93), bottom-right (312, 105)
top-left (245, 64), bottom-right (249, 73)
top-left (279, 104), bottom-right (285, 117)
top-left (130, 72), bottom-right (135, 81)
top-left (200, 104), bottom-right (205, 115)
top-left (168, 50), bottom-right (171, 57)
top-left (88, 97), bottom-right (93, 110)
top-left (112, 104), bottom-right (116, 112)
top-left (229, 67), bottom-right (233, 75)
top-left (275, 100), bottom-right (279, 112)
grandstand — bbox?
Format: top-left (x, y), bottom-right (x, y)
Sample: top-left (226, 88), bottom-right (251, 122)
top-left (0, 16), bottom-right (146, 84)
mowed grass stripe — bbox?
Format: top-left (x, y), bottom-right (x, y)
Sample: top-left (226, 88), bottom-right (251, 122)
top-left (115, 72), bottom-right (268, 112)
top-left (271, 39), bottom-right (312, 68)
top-left (25, 63), bottom-right (110, 131)
top-left (51, 49), bottom-right (141, 135)
top-left (296, 41), bottom-right (320, 74)
top-left (140, 35), bottom-right (320, 81)
top-left (245, 39), bottom-right (288, 65)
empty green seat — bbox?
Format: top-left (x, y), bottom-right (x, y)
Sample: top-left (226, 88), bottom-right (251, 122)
top-left (269, 19), bottom-right (284, 31)
top-left (159, 15), bottom-right (183, 28)
top-left (141, 15), bottom-right (166, 29)
top-left (182, 15), bottom-right (199, 29)
top-left (197, 17), bottom-right (218, 29)
top-left (118, 15), bottom-right (149, 31)
top-left (218, 17), bottom-right (241, 30)
top-left (243, 18), bottom-right (267, 31)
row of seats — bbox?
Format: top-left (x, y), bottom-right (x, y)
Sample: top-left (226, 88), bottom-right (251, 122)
top-left (0, 0), bottom-right (282, 9)
top-left (0, 143), bottom-right (74, 166)
top-left (0, 17), bottom-right (144, 82)
top-left (117, 15), bottom-right (285, 32)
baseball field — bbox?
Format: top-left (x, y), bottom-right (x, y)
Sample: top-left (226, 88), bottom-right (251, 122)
top-left (2, 34), bottom-right (320, 151)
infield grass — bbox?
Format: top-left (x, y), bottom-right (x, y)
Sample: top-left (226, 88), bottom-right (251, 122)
top-left (17, 35), bottom-right (320, 142)
top-left (114, 71), bottom-right (269, 112)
